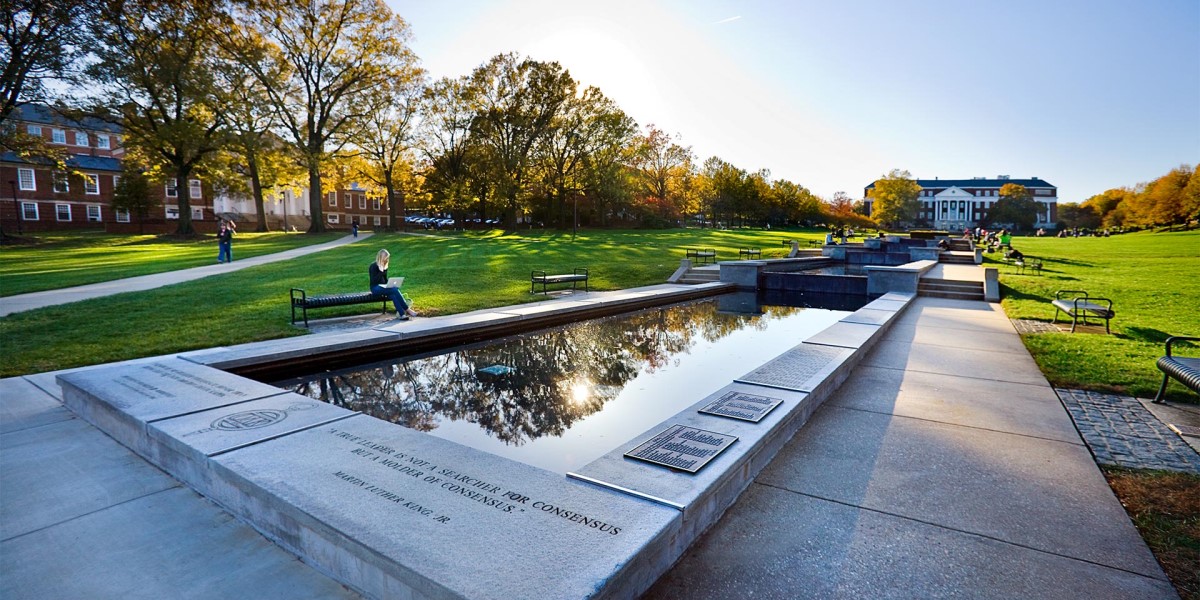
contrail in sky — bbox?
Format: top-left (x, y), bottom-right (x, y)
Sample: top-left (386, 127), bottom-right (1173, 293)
top-left (714, 15), bottom-right (742, 24)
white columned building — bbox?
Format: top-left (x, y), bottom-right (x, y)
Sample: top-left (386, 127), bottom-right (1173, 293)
top-left (863, 176), bottom-right (1058, 230)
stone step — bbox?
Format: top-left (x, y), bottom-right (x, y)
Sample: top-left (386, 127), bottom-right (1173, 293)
top-left (919, 280), bottom-right (982, 293)
top-left (918, 289), bottom-right (985, 301)
top-left (939, 255), bottom-right (976, 264)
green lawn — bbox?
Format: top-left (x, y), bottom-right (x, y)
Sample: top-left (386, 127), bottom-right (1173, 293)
top-left (0, 228), bottom-right (826, 377)
top-left (990, 230), bottom-right (1200, 401)
top-left (0, 230), bottom-right (344, 296)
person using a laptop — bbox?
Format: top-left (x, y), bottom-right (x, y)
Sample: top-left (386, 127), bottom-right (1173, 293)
top-left (369, 249), bottom-right (419, 320)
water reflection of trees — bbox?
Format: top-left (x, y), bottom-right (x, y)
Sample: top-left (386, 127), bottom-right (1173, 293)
top-left (292, 301), bottom-right (804, 445)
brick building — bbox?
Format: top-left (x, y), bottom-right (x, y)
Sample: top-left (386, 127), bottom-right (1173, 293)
top-left (1, 104), bottom-right (218, 234)
top-left (863, 176), bottom-right (1058, 231)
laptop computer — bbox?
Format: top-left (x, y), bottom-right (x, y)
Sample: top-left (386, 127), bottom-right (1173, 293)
top-left (386, 277), bottom-right (404, 288)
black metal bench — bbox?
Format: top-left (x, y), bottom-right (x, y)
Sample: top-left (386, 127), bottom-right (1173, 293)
top-left (685, 248), bottom-right (717, 265)
top-left (1014, 258), bottom-right (1042, 275)
top-left (290, 288), bottom-right (387, 327)
top-left (739, 247), bottom-right (761, 259)
top-left (1051, 290), bottom-right (1115, 333)
top-left (1153, 336), bottom-right (1200, 402)
top-left (531, 268), bottom-right (588, 294)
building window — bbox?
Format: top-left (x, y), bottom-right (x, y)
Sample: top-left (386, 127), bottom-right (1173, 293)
top-left (189, 179), bottom-right (202, 199)
top-left (21, 202), bottom-right (38, 220)
top-left (327, 213), bottom-right (339, 223)
top-left (112, 175), bottom-right (120, 189)
top-left (56, 203), bottom-right (71, 221)
top-left (17, 168), bottom-right (35, 190)
top-left (116, 208), bottom-right (131, 223)
top-left (373, 216), bottom-right (381, 226)
top-left (191, 207), bottom-right (203, 220)
top-left (84, 173), bottom-right (100, 195)
top-left (344, 195), bottom-right (351, 208)
top-left (357, 196), bottom-right (365, 209)
top-left (165, 179), bottom-right (178, 197)
top-left (27, 125), bottom-right (41, 136)
top-left (75, 132), bottom-right (89, 146)
top-left (372, 198), bottom-right (381, 210)
top-left (165, 207), bottom-right (180, 219)
top-left (97, 134), bottom-right (110, 149)
top-left (52, 129), bottom-right (65, 144)
top-left (53, 171), bottom-right (69, 193)
top-left (328, 191), bottom-right (337, 206)
top-left (87, 205), bottom-right (102, 222)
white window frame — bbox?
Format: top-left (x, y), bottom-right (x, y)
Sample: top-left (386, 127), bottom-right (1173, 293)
top-left (55, 203), bottom-right (71, 221)
top-left (373, 216), bottom-right (381, 226)
top-left (84, 173), bottom-right (100, 195)
top-left (358, 196), bottom-right (367, 209)
top-left (372, 198), bottom-right (381, 210)
top-left (116, 208), bottom-right (131, 223)
top-left (165, 179), bottom-right (178, 198)
top-left (87, 204), bottom-right (102, 222)
top-left (165, 206), bottom-right (180, 220)
top-left (17, 168), bottom-right (35, 191)
top-left (51, 129), bottom-right (65, 144)
top-left (74, 131), bottom-right (89, 147)
top-left (112, 175), bottom-right (120, 189)
top-left (97, 134), bottom-right (110, 149)
top-left (189, 179), bottom-right (202, 199)
top-left (53, 171), bottom-right (69, 193)
top-left (344, 195), bottom-right (351, 209)
top-left (327, 213), bottom-right (340, 224)
top-left (27, 125), bottom-right (41, 136)
top-left (191, 207), bottom-right (203, 220)
top-left (21, 202), bottom-right (38, 221)
top-left (328, 191), bottom-right (337, 206)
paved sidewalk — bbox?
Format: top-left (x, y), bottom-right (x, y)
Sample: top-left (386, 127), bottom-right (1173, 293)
top-left (646, 297), bottom-right (1177, 599)
top-left (0, 233), bottom-right (371, 317)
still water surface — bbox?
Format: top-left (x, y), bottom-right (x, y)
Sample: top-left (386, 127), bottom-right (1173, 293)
top-left (281, 298), bottom-right (851, 473)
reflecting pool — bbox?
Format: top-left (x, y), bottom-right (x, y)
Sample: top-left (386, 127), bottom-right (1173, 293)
top-left (278, 297), bottom-right (856, 473)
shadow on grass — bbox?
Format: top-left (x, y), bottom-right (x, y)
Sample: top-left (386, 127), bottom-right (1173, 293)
top-left (999, 285), bottom-right (1051, 302)
top-left (1121, 327), bottom-right (1176, 344)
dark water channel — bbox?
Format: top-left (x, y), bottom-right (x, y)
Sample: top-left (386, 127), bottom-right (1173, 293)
top-left (277, 294), bottom-right (866, 473)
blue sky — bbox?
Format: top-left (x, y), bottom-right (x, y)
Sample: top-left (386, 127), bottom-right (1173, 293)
top-left (389, 0), bottom-right (1199, 202)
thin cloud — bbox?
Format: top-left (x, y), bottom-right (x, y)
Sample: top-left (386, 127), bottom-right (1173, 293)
top-left (713, 15), bottom-right (742, 25)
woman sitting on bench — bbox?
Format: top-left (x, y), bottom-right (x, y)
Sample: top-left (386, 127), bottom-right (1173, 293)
top-left (369, 249), bottom-right (419, 320)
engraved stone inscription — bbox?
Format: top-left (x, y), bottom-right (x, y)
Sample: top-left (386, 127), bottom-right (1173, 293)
top-left (624, 424), bottom-right (737, 474)
top-left (324, 427), bottom-right (623, 534)
top-left (735, 344), bottom-right (843, 391)
top-left (698, 391), bottom-right (783, 423)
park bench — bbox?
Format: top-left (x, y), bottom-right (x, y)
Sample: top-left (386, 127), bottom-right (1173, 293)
top-left (290, 288), bottom-right (387, 327)
top-left (1051, 290), bottom-right (1115, 333)
top-left (531, 268), bottom-right (589, 294)
top-left (685, 248), bottom-right (717, 265)
top-left (1014, 258), bottom-right (1042, 275)
top-left (1153, 336), bottom-right (1200, 402)
top-left (739, 247), bottom-right (761, 259)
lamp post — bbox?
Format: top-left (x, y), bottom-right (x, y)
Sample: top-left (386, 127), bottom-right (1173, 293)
top-left (9, 180), bottom-right (21, 235)
top-left (572, 193), bottom-right (578, 241)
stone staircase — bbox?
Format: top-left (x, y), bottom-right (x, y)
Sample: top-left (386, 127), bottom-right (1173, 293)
top-left (939, 240), bottom-right (977, 265)
top-left (677, 265), bottom-right (721, 284)
top-left (918, 278), bottom-right (985, 301)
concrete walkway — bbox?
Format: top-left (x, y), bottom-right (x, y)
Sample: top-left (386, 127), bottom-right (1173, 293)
top-left (0, 296), bottom-right (1182, 599)
top-left (645, 297), bottom-right (1178, 599)
top-left (0, 232), bottom-right (371, 317)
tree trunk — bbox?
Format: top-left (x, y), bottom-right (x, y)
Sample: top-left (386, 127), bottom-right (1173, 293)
top-left (307, 158), bottom-right (324, 233)
top-left (247, 147), bottom-right (268, 232)
top-left (385, 171), bottom-right (398, 231)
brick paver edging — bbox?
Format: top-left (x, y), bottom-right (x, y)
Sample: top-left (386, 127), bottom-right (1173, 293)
top-left (1057, 388), bottom-right (1200, 474)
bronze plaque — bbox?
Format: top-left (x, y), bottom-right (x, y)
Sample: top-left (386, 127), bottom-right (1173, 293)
top-left (624, 424), bottom-right (737, 474)
top-left (698, 391), bottom-right (783, 423)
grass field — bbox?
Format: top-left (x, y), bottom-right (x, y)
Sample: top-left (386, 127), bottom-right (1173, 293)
top-left (989, 230), bottom-right (1200, 402)
top-left (0, 230), bottom-right (343, 296)
top-left (0, 228), bottom-right (827, 377)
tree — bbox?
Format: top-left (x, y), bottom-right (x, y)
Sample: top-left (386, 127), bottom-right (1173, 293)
top-left (0, 0), bottom-right (87, 123)
top-left (230, 0), bottom-right (416, 233)
top-left (630, 125), bottom-right (693, 218)
top-left (1057, 203), bottom-right (1100, 230)
top-left (985, 183), bottom-right (1039, 231)
top-left (355, 69), bottom-right (425, 230)
top-left (867, 169), bottom-right (921, 227)
top-left (824, 191), bottom-right (875, 229)
top-left (470, 53), bottom-right (573, 227)
top-left (419, 75), bottom-right (484, 223)
top-left (111, 165), bottom-right (155, 235)
top-left (86, 0), bottom-right (231, 235)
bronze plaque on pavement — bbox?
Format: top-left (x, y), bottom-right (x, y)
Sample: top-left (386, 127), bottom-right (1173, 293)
top-left (624, 424), bottom-right (737, 474)
top-left (699, 391), bottom-right (783, 423)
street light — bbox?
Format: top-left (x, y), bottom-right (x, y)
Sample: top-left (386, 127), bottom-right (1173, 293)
top-left (572, 193), bottom-right (578, 241)
top-left (9, 180), bottom-right (20, 235)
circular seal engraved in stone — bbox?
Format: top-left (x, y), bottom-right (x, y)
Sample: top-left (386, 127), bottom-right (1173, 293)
top-left (286, 402), bottom-right (320, 411)
top-left (210, 409), bottom-right (288, 431)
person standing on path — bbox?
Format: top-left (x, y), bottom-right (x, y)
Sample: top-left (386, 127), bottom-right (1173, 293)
top-left (217, 221), bottom-right (235, 263)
